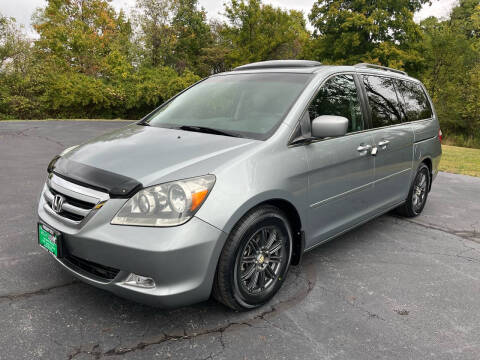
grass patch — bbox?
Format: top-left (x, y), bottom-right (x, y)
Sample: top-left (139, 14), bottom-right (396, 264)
top-left (440, 145), bottom-right (480, 177)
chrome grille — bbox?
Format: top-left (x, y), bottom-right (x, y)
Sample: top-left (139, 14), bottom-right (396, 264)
top-left (43, 174), bottom-right (109, 225)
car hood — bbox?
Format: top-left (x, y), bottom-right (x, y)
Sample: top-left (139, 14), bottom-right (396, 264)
top-left (63, 124), bottom-right (259, 187)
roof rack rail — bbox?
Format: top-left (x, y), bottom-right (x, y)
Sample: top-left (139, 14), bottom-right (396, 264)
top-left (233, 60), bottom-right (322, 71)
top-left (354, 63), bottom-right (407, 76)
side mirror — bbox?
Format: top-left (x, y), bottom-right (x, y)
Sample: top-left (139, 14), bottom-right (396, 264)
top-left (311, 115), bottom-right (348, 138)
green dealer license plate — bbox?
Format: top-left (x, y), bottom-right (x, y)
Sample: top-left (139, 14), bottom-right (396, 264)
top-left (38, 223), bottom-right (63, 257)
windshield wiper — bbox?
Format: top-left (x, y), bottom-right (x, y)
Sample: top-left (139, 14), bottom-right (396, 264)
top-left (177, 125), bottom-right (241, 138)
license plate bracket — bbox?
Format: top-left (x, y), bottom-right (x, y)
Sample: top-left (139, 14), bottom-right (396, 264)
top-left (38, 223), bottom-right (64, 258)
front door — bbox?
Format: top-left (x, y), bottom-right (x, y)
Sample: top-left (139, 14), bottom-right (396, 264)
top-left (305, 74), bottom-right (375, 249)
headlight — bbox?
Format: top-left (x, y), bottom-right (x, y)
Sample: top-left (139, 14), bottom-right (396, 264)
top-left (111, 175), bottom-right (215, 227)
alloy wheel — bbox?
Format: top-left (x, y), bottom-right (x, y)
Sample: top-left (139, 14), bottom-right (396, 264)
top-left (237, 226), bottom-right (286, 295)
top-left (412, 169), bottom-right (428, 214)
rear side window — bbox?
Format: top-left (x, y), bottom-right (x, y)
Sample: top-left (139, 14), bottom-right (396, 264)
top-left (308, 74), bottom-right (364, 133)
top-left (395, 80), bottom-right (433, 121)
top-left (363, 75), bottom-right (403, 128)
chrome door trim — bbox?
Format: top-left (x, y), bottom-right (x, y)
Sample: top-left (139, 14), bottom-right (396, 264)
top-left (310, 182), bottom-right (373, 209)
top-left (309, 168), bottom-right (411, 208)
top-left (374, 168), bottom-right (412, 184)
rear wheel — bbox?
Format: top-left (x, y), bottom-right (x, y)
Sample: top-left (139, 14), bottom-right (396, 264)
top-left (213, 205), bottom-right (292, 310)
top-left (396, 163), bottom-right (430, 218)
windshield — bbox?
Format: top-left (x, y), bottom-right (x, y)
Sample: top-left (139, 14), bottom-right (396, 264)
top-left (144, 73), bottom-right (313, 140)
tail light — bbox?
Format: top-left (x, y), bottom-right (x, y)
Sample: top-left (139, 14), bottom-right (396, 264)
top-left (438, 129), bottom-right (442, 143)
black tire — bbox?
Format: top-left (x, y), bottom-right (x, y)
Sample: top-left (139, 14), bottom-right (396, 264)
top-left (213, 205), bottom-right (293, 310)
top-left (396, 163), bottom-right (431, 218)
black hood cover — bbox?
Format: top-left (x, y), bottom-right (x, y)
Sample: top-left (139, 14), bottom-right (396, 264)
top-left (48, 156), bottom-right (142, 198)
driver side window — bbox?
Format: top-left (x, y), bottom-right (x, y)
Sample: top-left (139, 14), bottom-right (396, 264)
top-left (308, 74), bottom-right (364, 133)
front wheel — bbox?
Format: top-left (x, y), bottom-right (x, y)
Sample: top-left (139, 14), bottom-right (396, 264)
top-left (396, 163), bottom-right (431, 218)
top-left (213, 205), bottom-right (293, 310)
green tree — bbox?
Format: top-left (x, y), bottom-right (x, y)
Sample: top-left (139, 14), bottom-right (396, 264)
top-left (0, 15), bottom-right (28, 68)
top-left (198, 20), bottom-right (231, 74)
top-left (135, 0), bottom-right (175, 67)
top-left (171, 0), bottom-right (211, 74)
top-left (30, 0), bottom-right (135, 117)
top-left (308, 0), bottom-right (429, 70)
top-left (419, 1), bottom-right (480, 145)
top-left (223, 0), bottom-right (310, 68)
top-left (33, 0), bottom-right (132, 75)
top-left (451, 0), bottom-right (480, 39)
top-left (0, 14), bottom-right (44, 119)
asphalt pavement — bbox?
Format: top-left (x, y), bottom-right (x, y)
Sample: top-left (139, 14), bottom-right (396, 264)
top-left (1, 120), bottom-right (479, 360)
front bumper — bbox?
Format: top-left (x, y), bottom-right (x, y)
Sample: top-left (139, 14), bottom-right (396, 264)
top-left (38, 191), bottom-right (227, 308)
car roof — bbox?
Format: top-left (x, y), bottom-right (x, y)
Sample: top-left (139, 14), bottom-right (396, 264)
top-left (218, 60), bottom-right (418, 82)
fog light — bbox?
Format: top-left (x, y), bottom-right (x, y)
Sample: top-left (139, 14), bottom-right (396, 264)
top-left (123, 273), bottom-right (156, 288)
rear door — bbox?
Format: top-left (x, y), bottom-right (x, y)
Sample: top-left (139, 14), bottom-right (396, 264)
top-left (304, 74), bottom-right (375, 248)
top-left (361, 75), bottom-right (414, 208)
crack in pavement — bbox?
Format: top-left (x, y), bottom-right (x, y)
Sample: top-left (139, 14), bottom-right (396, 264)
top-left (0, 125), bottom-right (67, 148)
top-left (103, 321), bottom-right (254, 357)
top-left (197, 352), bottom-right (223, 360)
top-left (66, 312), bottom-right (260, 359)
top-left (66, 214), bottom-right (478, 360)
top-left (2, 197), bottom-right (476, 358)
top-left (66, 261), bottom-right (317, 359)
top-left (0, 281), bottom-right (79, 302)
top-left (316, 284), bottom-right (386, 321)
top-left (0, 127), bottom-right (37, 137)
top-left (394, 216), bottom-right (480, 244)
top-left (392, 216), bottom-right (480, 264)
top-left (68, 344), bottom-right (102, 360)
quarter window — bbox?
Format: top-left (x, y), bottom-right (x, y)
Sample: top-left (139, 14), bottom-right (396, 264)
top-left (363, 76), bottom-right (403, 128)
top-left (308, 74), bottom-right (364, 133)
top-left (395, 80), bottom-right (433, 121)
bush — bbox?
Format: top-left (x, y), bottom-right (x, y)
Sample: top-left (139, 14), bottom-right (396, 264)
top-left (443, 132), bottom-right (480, 149)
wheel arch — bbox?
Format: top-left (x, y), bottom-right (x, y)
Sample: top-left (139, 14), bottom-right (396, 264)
top-left (259, 199), bottom-right (304, 266)
top-left (419, 156), bottom-right (433, 191)
top-left (221, 194), bottom-right (306, 266)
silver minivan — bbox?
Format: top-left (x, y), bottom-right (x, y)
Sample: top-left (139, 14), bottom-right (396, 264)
top-left (37, 60), bottom-right (442, 310)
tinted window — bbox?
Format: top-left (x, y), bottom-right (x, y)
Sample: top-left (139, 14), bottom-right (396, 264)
top-left (395, 80), bottom-right (433, 121)
top-left (308, 74), bottom-right (364, 132)
top-left (146, 73), bottom-right (313, 140)
top-left (363, 76), bottom-right (403, 128)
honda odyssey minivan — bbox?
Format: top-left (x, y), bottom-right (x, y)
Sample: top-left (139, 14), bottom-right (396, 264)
top-left (38, 60), bottom-right (442, 310)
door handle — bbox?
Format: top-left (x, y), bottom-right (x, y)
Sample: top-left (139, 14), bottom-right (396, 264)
top-left (378, 140), bottom-right (390, 148)
top-left (357, 144), bottom-right (372, 153)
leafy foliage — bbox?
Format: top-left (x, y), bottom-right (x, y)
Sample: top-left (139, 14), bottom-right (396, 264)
top-left (1, 0), bottom-right (200, 119)
top-left (307, 0), bottom-right (428, 70)
top-left (223, 0), bottom-right (309, 67)
top-left (0, 0), bottom-right (479, 147)
top-left (419, 1), bottom-right (480, 143)
top-left (134, 0), bottom-right (175, 67)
